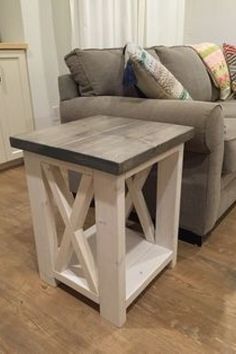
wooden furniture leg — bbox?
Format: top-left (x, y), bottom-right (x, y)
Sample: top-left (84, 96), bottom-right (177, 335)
top-left (155, 145), bottom-right (184, 267)
top-left (94, 171), bottom-right (126, 327)
top-left (24, 151), bottom-right (57, 286)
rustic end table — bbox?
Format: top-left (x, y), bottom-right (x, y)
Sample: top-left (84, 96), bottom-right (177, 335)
top-left (11, 115), bottom-right (193, 327)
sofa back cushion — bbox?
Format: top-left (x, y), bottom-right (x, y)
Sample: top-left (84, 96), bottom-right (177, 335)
top-left (65, 47), bottom-right (158, 97)
top-left (154, 46), bottom-right (213, 101)
top-left (65, 48), bottom-right (123, 96)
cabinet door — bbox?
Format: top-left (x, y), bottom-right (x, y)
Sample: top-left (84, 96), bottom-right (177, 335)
top-left (0, 50), bottom-right (34, 161)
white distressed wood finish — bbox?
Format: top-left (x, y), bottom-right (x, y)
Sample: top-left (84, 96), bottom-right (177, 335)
top-left (41, 169), bottom-right (59, 265)
top-left (125, 166), bottom-right (152, 219)
top-left (55, 174), bottom-right (94, 273)
top-left (125, 228), bottom-right (173, 307)
top-left (24, 152), bottom-right (99, 301)
top-left (94, 171), bottom-right (126, 327)
top-left (0, 50), bottom-right (33, 165)
top-left (23, 140), bottom-right (186, 327)
top-left (54, 269), bottom-right (99, 304)
top-left (57, 225), bottom-right (173, 308)
top-left (156, 145), bottom-right (184, 267)
top-left (126, 176), bottom-right (155, 243)
top-left (24, 152), bottom-right (57, 286)
top-left (35, 153), bottom-right (93, 177)
top-left (43, 165), bottom-right (98, 294)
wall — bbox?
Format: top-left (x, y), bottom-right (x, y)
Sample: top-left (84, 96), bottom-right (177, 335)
top-left (0, 0), bottom-right (24, 42)
top-left (145, 0), bottom-right (186, 46)
top-left (184, 0), bottom-right (236, 44)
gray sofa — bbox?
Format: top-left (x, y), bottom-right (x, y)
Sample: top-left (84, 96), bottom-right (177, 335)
top-left (58, 45), bottom-right (236, 244)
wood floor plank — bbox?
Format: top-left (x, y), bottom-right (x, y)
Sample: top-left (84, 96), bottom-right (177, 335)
top-left (0, 165), bottom-right (236, 353)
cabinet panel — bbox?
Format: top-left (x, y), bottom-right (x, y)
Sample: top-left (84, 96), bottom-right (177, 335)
top-left (0, 50), bottom-right (33, 162)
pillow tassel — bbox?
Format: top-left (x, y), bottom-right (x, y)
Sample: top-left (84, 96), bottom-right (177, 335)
top-left (123, 60), bottom-right (137, 87)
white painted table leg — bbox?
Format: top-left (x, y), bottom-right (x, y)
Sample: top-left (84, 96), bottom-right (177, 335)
top-left (94, 171), bottom-right (126, 327)
top-left (156, 145), bottom-right (184, 267)
top-left (24, 151), bottom-right (57, 286)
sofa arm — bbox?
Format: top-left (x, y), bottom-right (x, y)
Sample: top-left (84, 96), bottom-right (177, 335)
top-left (58, 74), bottom-right (79, 101)
top-left (60, 96), bottom-right (224, 154)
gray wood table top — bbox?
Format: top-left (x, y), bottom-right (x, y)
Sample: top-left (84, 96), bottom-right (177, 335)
top-left (10, 115), bottom-right (194, 175)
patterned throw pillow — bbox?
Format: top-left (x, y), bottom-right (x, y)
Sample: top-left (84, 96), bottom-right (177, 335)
top-left (191, 43), bottom-right (231, 100)
top-left (223, 43), bottom-right (236, 95)
top-left (124, 43), bottom-right (191, 100)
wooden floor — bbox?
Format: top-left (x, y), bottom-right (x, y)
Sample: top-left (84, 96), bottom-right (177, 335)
top-left (0, 166), bottom-right (236, 354)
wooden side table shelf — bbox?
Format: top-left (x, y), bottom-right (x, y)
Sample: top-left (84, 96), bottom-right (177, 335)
top-left (10, 115), bottom-right (193, 327)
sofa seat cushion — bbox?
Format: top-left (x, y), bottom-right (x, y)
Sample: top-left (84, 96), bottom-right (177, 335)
top-left (154, 46), bottom-right (213, 102)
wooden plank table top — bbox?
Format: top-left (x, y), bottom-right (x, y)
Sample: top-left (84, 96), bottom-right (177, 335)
top-left (10, 115), bottom-right (194, 175)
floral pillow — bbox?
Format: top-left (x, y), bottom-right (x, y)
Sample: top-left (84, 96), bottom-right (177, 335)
top-left (123, 43), bottom-right (192, 100)
top-left (223, 43), bottom-right (236, 95)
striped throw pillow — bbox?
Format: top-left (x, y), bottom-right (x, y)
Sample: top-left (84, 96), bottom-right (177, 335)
top-left (191, 43), bottom-right (231, 100)
top-left (223, 43), bottom-right (236, 95)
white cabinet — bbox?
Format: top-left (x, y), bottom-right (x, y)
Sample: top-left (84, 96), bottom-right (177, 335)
top-left (0, 47), bottom-right (34, 165)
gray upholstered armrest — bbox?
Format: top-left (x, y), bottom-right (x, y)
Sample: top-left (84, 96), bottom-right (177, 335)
top-left (60, 96), bottom-right (224, 154)
top-left (58, 74), bottom-right (79, 101)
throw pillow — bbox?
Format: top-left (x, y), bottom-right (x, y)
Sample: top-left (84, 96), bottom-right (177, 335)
top-left (191, 43), bottom-right (231, 100)
top-left (124, 43), bottom-right (191, 100)
top-left (223, 43), bottom-right (236, 95)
